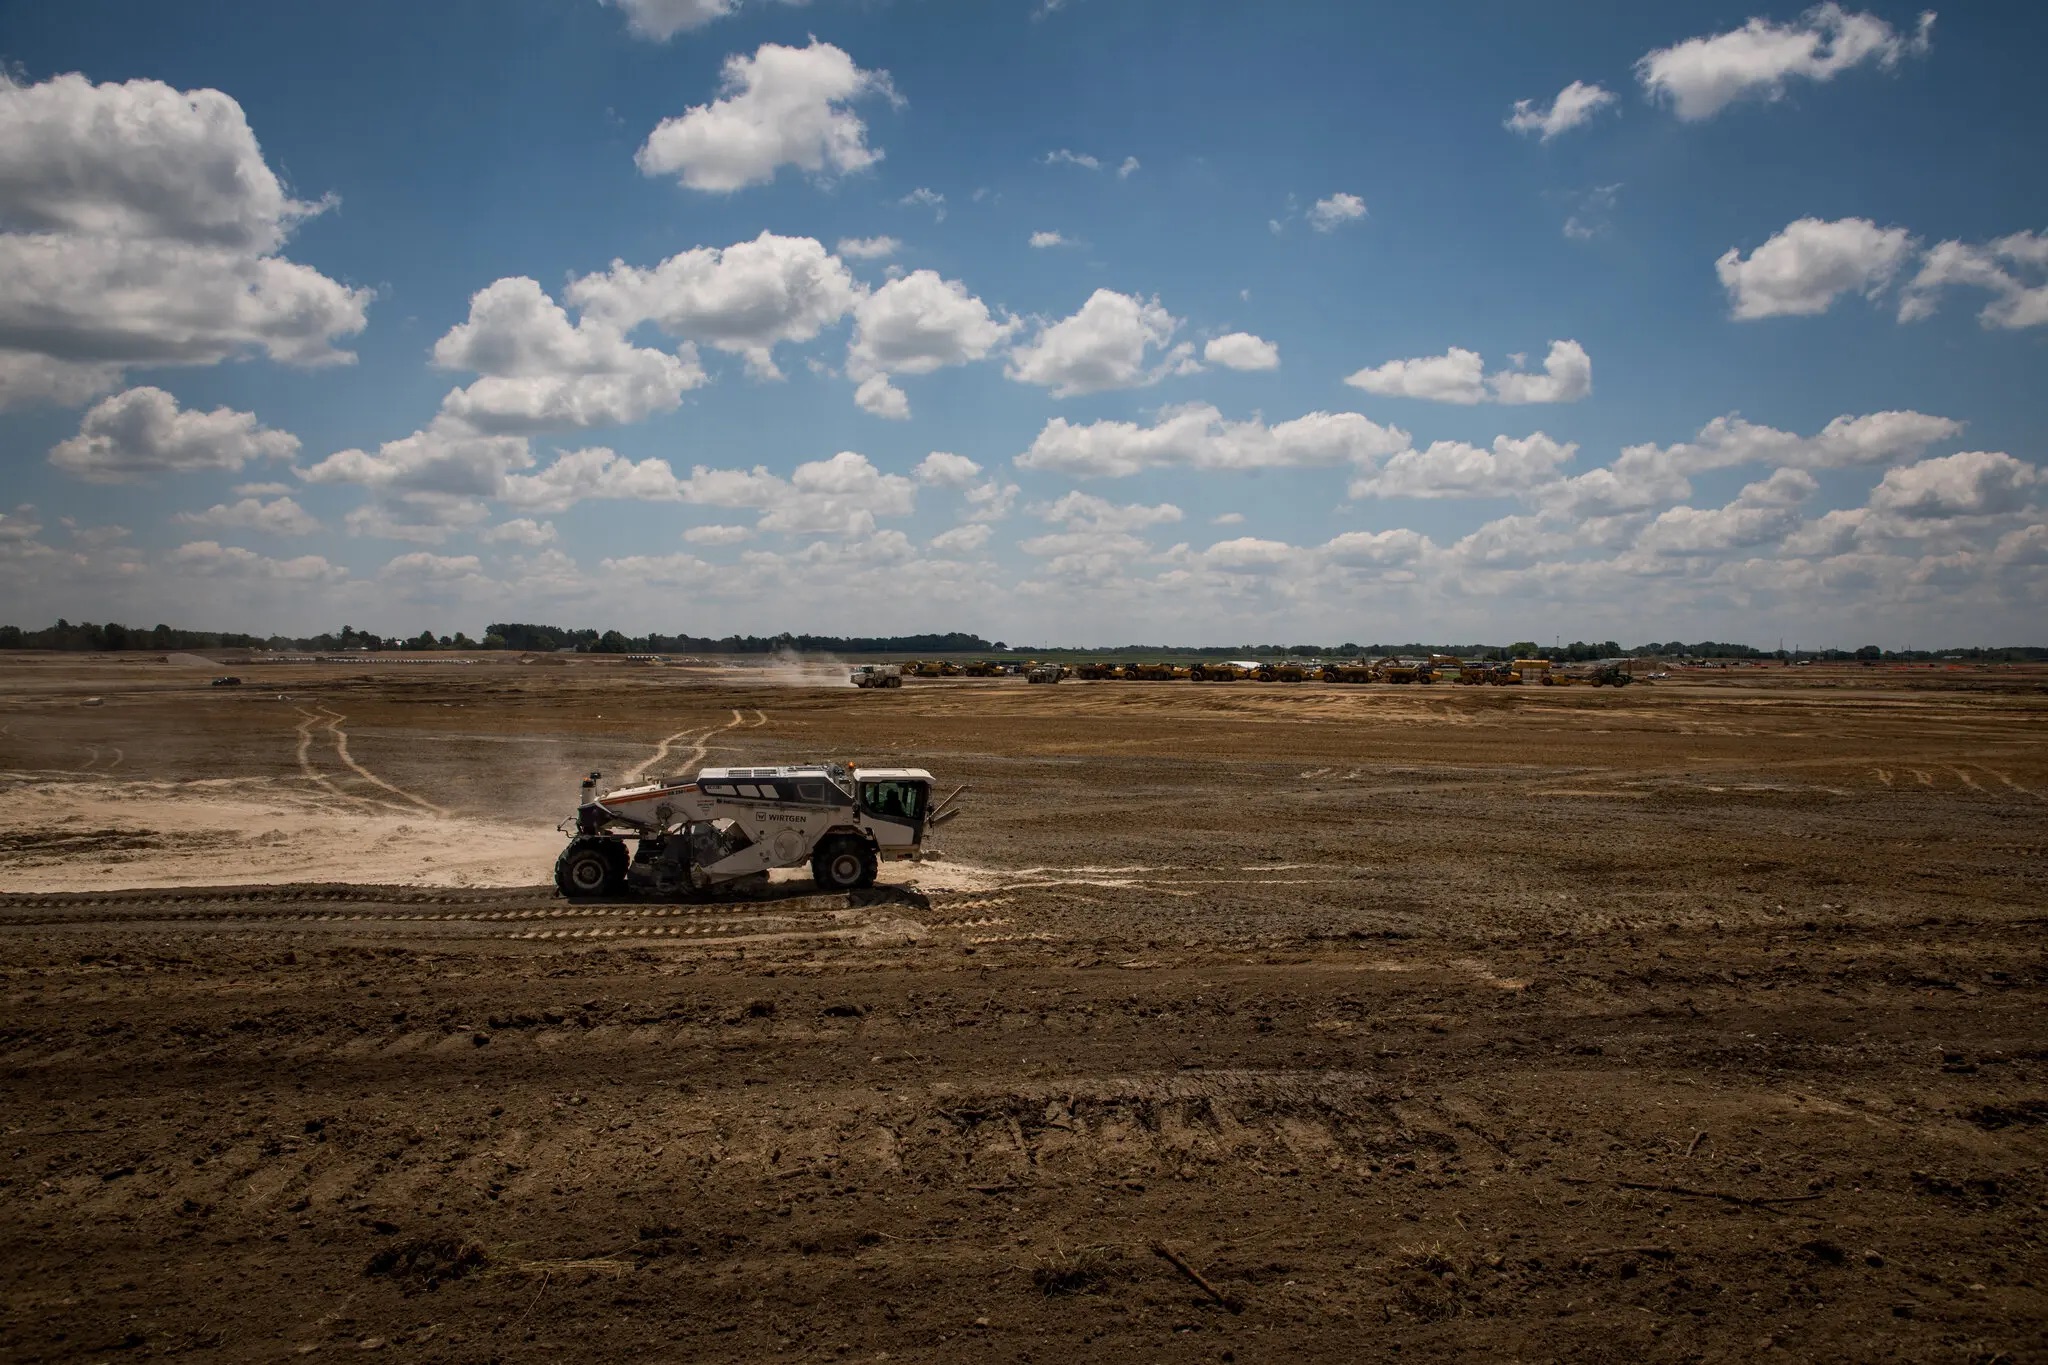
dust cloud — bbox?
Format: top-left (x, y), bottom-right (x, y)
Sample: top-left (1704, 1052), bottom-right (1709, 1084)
top-left (757, 649), bottom-right (855, 688)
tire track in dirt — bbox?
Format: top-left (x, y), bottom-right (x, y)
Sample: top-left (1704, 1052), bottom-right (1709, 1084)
top-left (1973, 765), bottom-right (2042, 800)
top-left (623, 725), bottom-right (709, 785)
top-left (294, 710), bottom-right (400, 812)
top-left (316, 707), bottom-right (446, 815)
top-left (623, 709), bottom-right (753, 784)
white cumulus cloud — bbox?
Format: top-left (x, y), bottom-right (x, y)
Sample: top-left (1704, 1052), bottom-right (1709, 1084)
top-left (1638, 4), bottom-right (1935, 121)
top-left (1868, 450), bottom-right (2039, 519)
top-left (1717, 217), bottom-right (1916, 319)
top-left (1321, 528), bottom-right (1433, 569)
top-left (480, 518), bottom-right (557, 546)
top-left (899, 187), bottom-right (945, 220)
top-left (1899, 231), bottom-right (2048, 329)
top-left (1636, 468), bottom-right (1819, 556)
top-left (432, 277), bottom-right (705, 434)
top-left (567, 231), bottom-right (861, 379)
top-left (380, 551), bottom-right (486, 586)
top-left (661, 450), bottom-right (918, 537)
top-left (49, 386), bottom-right (299, 483)
top-left (0, 73), bottom-right (371, 409)
top-left (168, 540), bottom-right (346, 584)
top-left (1018, 403), bottom-right (1409, 479)
top-left (499, 445), bottom-right (685, 513)
top-left (1203, 332), bottom-right (1279, 371)
top-left (915, 451), bottom-right (982, 488)
top-left (635, 40), bottom-right (896, 192)
top-left (174, 495), bottom-right (319, 537)
top-left (1489, 340), bottom-right (1593, 404)
top-left (1035, 491), bottom-right (1184, 533)
top-left (835, 235), bottom-right (900, 260)
top-left (929, 523), bottom-right (993, 555)
top-left (601, 0), bottom-right (801, 40)
top-left (1028, 230), bottom-right (1075, 249)
top-left (1351, 434), bottom-right (1579, 500)
top-left (1505, 81), bottom-right (1617, 140)
top-left (1344, 341), bottom-right (1589, 405)
top-left (1307, 193), bottom-right (1367, 232)
top-left (682, 523), bottom-right (752, 546)
top-left (1006, 289), bottom-right (1189, 397)
top-left (1344, 347), bottom-right (1486, 404)
top-left (1627, 409), bottom-right (1963, 476)
top-left (846, 269), bottom-right (1015, 380)
top-left (853, 374), bottom-right (909, 420)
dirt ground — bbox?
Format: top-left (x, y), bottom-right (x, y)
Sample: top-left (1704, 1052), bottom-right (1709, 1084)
top-left (1, 654), bottom-right (2044, 1363)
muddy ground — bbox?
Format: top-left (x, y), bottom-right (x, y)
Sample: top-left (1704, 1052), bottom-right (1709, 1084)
top-left (1, 655), bottom-right (2044, 1362)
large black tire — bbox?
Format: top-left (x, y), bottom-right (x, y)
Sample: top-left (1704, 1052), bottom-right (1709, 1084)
top-left (811, 836), bottom-right (877, 891)
top-left (555, 837), bottom-right (627, 898)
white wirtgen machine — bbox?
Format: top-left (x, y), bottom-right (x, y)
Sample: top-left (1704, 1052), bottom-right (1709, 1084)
top-left (555, 762), bottom-right (961, 898)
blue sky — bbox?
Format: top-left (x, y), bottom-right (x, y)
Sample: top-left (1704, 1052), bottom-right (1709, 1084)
top-left (0, 0), bottom-right (2043, 646)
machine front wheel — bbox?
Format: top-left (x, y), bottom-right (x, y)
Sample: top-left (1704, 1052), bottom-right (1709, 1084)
top-left (811, 837), bottom-right (878, 891)
top-left (556, 838), bottom-right (627, 898)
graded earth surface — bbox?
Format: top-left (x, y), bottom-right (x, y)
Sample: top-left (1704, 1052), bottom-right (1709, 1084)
top-left (1, 654), bottom-right (2044, 1362)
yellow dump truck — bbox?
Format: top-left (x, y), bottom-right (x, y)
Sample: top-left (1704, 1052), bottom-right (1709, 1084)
top-left (1321, 661), bottom-right (1378, 683)
top-left (1456, 660), bottom-right (1515, 685)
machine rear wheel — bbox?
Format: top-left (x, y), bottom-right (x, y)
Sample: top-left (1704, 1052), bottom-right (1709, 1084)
top-left (556, 838), bottom-right (627, 898)
top-left (811, 837), bottom-right (877, 891)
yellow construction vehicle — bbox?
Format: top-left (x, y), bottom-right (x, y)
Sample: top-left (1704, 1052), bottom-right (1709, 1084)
top-left (960, 660), bottom-right (1006, 677)
top-left (1456, 660), bottom-right (1515, 685)
top-left (1123, 662), bottom-right (1184, 681)
top-left (1255, 661), bottom-right (1316, 682)
top-left (1190, 661), bottom-right (1253, 681)
top-left (1510, 658), bottom-right (1550, 685)
top-left (906, 659), bottom-right (960, 677)
top-left (1321, 661), bottom-right (1378, 683)
top-left (1074, 661), bottom-right (1122, 680)
top-left (1380, 658), bottom-right (1432, 684)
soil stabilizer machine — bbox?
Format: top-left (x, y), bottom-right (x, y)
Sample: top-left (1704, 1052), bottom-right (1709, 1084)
top-left (555, 763), bottom-right (963, 899)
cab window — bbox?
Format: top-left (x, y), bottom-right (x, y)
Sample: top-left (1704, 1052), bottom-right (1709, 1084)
top-left (860, 781), bottom-right (925, 821)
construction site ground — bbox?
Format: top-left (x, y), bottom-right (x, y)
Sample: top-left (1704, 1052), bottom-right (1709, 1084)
top-left (2, 654), bottom-right (2044, 1363)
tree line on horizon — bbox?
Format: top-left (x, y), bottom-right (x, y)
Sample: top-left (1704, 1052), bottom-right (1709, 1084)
top-left (4, 619), bottom-right (2047, 663)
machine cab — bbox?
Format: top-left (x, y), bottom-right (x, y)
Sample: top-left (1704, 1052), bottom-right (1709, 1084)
top-left (853, 767), bottom-right (933, 847)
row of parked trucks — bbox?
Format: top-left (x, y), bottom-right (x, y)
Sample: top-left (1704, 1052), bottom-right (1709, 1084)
top-left (1064, 657), bottom-right (1631, 685)
top-left (853, 657), bottom-right (1636, 688)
